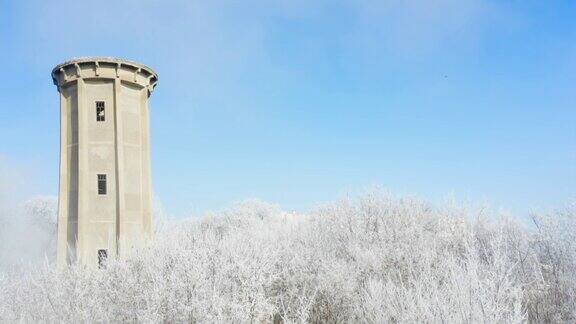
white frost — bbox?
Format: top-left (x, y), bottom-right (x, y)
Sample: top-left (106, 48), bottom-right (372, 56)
top-left (0, 192), bottom-right (574, 322)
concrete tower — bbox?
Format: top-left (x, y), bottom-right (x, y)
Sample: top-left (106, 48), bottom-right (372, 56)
top-left (51, 57), bottom-right (158, 268)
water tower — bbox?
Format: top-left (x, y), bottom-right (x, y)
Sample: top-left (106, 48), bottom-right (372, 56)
top-left (51, 57), bottom-right (158, 268)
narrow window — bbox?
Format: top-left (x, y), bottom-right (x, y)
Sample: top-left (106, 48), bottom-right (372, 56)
top-left (98, 249), bottom-right (108, 268)
top-left (96, 101), bottom-right (105, 121)
top-left (97, 174), bottom-right (107, 195)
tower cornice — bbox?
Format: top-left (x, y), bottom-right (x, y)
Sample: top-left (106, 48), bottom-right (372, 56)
top-left (52, 57), bottom-right (158, 96)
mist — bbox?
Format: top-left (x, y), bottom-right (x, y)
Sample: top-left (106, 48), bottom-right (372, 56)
top-left (0, 196), bottom-right (57, 271)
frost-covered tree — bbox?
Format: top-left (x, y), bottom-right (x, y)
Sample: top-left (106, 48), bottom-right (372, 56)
top-left (0, 192), bottom-right (574, 322)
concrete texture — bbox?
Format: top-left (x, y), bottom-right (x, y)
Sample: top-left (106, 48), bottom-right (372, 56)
top-left (52, 57), bottom-right (158, 268)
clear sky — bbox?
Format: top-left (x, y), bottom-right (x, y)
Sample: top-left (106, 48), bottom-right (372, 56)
top-left (1, 0), bottom-right (574, 217)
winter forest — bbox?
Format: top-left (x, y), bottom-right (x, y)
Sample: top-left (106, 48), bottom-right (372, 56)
top-left (0, 191), bottom-right (574, 322)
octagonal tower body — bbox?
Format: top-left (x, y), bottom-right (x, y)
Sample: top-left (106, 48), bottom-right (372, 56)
top-left (52, 57), bottom-right (158, 268)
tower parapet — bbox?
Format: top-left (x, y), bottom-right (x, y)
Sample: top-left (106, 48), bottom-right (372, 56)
top-left (52, 57), bottom-right (158, 96)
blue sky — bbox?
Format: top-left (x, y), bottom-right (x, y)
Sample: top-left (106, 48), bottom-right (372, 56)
top-left (0, 0), bottom-right (574, 217)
